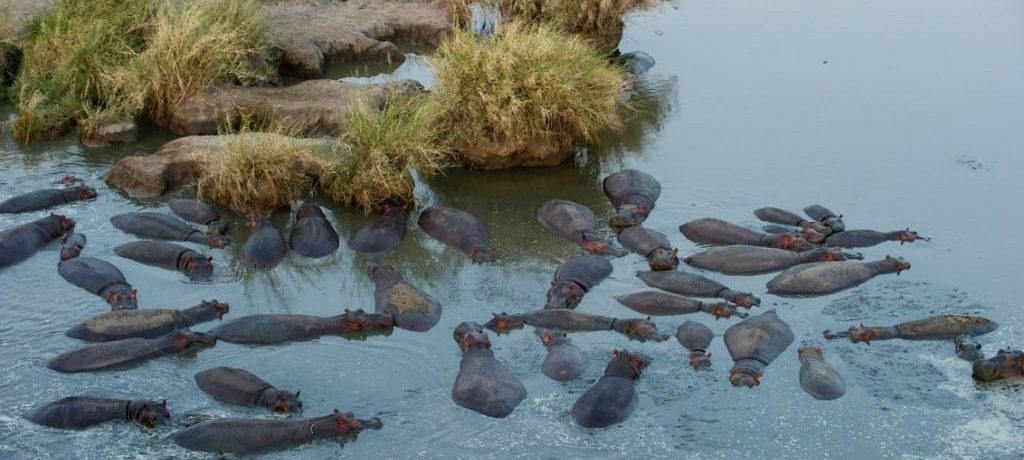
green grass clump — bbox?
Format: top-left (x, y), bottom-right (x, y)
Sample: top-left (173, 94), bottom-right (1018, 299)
top-left (485, 0), bottom-right (662, 51)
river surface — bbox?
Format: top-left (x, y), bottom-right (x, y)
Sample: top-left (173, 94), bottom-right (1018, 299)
top-left (2, 1), bottom-right (1023, 458)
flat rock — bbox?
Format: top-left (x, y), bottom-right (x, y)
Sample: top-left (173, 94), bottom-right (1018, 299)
top-left (81, 121), bottom-right (139, 147)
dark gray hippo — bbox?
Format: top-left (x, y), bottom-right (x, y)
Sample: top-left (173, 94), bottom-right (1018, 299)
top-left (369, 263), bottom-right (442, 332)
top-left (172, 410), bottom-right (382, 454)
top-left (418, 206), bottom-right (494, 263)
top-left (240, 215), bottom-right (287, 270)
top-left (168, 199), bottom-right (227, 235)
top-left (211, 309), bottom-right (394, 345)
top-left (114, 240), bottom-right (213, 281)
top-left (797, 343), bottom-right (846, 400)
top-left (535, 328), bottom-right (586, 381)
top-left (754, 207), bottom-right (831, 235)
top-left (26, 397), bottom-right (169, 430)
top-left (685, 246), bottom-right (861, 276)
top-left (0, 184), bottom-right (97, 214)
top-left (47, 330), bottom-right (216, 373)
top-left (823, 315), bottom-right (999, 344)
top-left (58, 233), bottom-right (138, 310)
top-left (452, 322), bottom-right (527, 418)
top-left (824, 228), bottom-right (929, 248)
top-left (616, 291), bottom-right (747, 319)
top-left (972, 349), bottom-right (1024, 383)
top-left (724, 310), bottom-right (794, 387)
top-left (484, 310), bottom-right (670, 342)
top-left (538, 200), bottom-right (626, 257)
top-left (570, 350), bottom-right (651, 428)
top-left (545, 254), bottom-right (613, 310)
top-left (110, 212), bottom-right (229, 248)
top-left (617, 225), bottom-right (678, 270)
top-left (289, 201), bottom-right (339, 258)
top-left (676, 321), bottom-right (714, 370)
top-left (0, 214), bottom-right (75, 269)
top-left (758, 224), bottom-right (827, 244)
top-left (617, 51), bottom-right (656, 78)
top-left (195, 367), bottom-right (302, 414)
top-left (65, 300), bottom-right (229, 342)
top-left (803, 204), bottom-right (845, 233)
top-left (766, 256), bottom-right (910, 297)
top-left (602, 169), bottom-right (661, 229)
top-left (637, 270), bottom-right (760, 308)
top-left (349, 201), bottom-right (408, 254)
top-left (679, 218), bottom-right (817, 251)
top-left (955, 335), bottom-right (984, 361)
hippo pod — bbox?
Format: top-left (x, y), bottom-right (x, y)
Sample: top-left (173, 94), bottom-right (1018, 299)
top-left (26, 396), bottom-right (169, 430)
top-left (823, 228), bottom-right (929, 248)
top-left (195, 367), bottom-right (302, 413)
top-left (58, 233), bottom-right (138, 310)
top-left (240, 215), bottom-right (287, 270)
top-left (452, 322), bottom-right (526, 418)
top-left (571, 350), bottom-right (651, 428)
top-left (685, 245), bottom-right (859, 276)
top-left (484, 309), bottom-right (670, 342)
top-left (637, 270), bottom-right (760, 308)
top-left (0, 184), bottom-right (97, 214)
top-left (349, 202), bottom-right (408, 254)
top-left (602, 169), bottom-right (661, 229)
top-left (679, 218), bottom-right (818, 252)
top-left (616, 291), bottom-right (747, 319)
top-left (168, 198), bottom-right (227, 235)
top-left (767, 256), bottom-right (910, 297)
top-left (418, 206), bottom-right (494, 263)
top-left (368, 263), bottom-right (442, 332)
top-left (535, 328), bottom-right (586, 381)
top-left (289, 201), bottom-right (339, 258)
top-left (172, 409), bottom-right (382, 454)
top-left (972, 349), bottom-right (1024, 382)
top-left (616, 225), bottom-right (678, 271)
top-left (823, 315), bottom-right (998, 344)
top-left (676, 321), bottom-right (714, 370)
top-left (211, 309), bottom-right (394, 345)
top-left (797, 343), bottom-right (846, 400)
top-left (545, 254), bottom-right (612, 310)
top-left (65, 300), bottom-right (229, 342)
top-left (724, 310), bottom-right (794, 387)
top-left (0, 214), bottom-right (75, 269)
top-left (47, 330), bottom-right (216, 373)
top-left (111, 212), bottom-right (229, 248)
top-left (538, 200), bottom-right (626, 257)
top-left (114, 240), bottom-right (213, 281)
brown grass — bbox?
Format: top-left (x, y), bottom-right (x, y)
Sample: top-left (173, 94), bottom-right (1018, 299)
top-left (485, 0), bottom-right (662, 51)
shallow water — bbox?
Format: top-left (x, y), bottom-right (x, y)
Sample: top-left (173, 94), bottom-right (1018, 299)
top-left (2, 0), bottom-right (1023, 458)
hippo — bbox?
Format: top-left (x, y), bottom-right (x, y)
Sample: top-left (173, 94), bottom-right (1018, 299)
top-left (538, 200), bottom-right (626, 257)
top-left (758, 224), bottom-right (827, 243)
top-left (615, 291), bottom-right (747, 319)
top-left (65, 300), bottom-right (229, 342)
top-left (211, 309), bottom-right (394, 345)
top-left (823, 229), bottom-right (929, 248)
top-left (26, 397), bottom-right (169, 430)
top-left (545, 254), bottom-right (613, 310)
top-left (972, 349), bottom-right (1024, 383)
top-left (452, 322), bottom-right (527, 418)
top-left (369, 263), bottom-right (442, 332)
top-left (803, 204), bottom-right (845, 233)
top-left (616, 52), bottom-right (656, 78)
top-left (955, 335), bottom-right (984, 361)
top-left (679, 218), bottom-right (817, 252)
top-left (535, 328), bottom-right (586, 381)
top-left (685, 246), bottom-right (861, 276)
top-left (0, 214), bottom-right (75, 269)
top-left (172, 409), bottom-right (382, 454)
top-left (114, 240), bottom-right (213, 281)
top-left (47, 330), bottom-right (216, 373)
top-left (0, 184), bottom-right (97, 214)
top-left (240, 215), bottom-right (287, 270)
top-left (637, 270), bottom-right (760, 308)
top-left (570, 350), bottom-right (651, 428)
top-left (58, 233), bottom-right (138, 310)
top-left (616, 225), bottom-right (678, 270)
top-left (797, 343), bottom-right (846, 400)
top-left (724, 310), bottom-right (794, 387)
top-left (484, 310), bottom-right (670, 342)
top-left (168, 199), bottom-right (227, 235)
top-left (195, 367), bottom-right (302, 414)
top-left (110, 212), bottom-right (229, 248)
top-left (767, 256), bottom-right (910, 297)
top-left (753, 207), bottom-right (831, 235)
top-left (823, 315), bottom-right (999, 344)
top-left (418, 206), bottom-right (494, 263)
top-left (676, 321), bottom-right (714, 370)
top-left (349, 202), bottom-right (408, 254)
top-left (289, 201), bottom-right (339, 258)
top-left (602, 169), bottom-right (661, 229)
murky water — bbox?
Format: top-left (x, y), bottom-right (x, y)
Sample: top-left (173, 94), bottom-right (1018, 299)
top-left (2, 1), bottom-right (1023, 458)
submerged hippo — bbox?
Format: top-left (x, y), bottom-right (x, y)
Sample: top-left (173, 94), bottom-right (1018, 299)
top-left (724, 310), bottom-right (794, 387)
top-left (571, 350), bottom-right (651, 428)
top-left (484, 310), bottom-right (670, 342)
top-left (349, 202), bottom-right (408, 254)
top-left (823, 315), bottom-right (999, 344)
top-left (679, 218), bottom-right (817, 251)
top-left (110, 212), bottom-right (229, 248)
top-left (240, 216), bottom-right (287, 270)
top-left (546, 254), bottom-right (613, 310)
top-left (603, 169), bottom-right (661, 229)
top-left (0, 184), bottom-right (97, 214)
top-left (211, 309), bottom-right (394, 345)
top-left (676, 321), bottom-right (714, 370)
top-left (616, 291), bottom-right (747, 319)
top-left (369, 263), bottom-right (442, 332)
top-left (757, 224), bottom-right (827, 243)
top-left (168, 199), bottom-right (227, 235)
top-left (47, 330), bottom-right (216, 373)
top-left (823, 228), bottom-right (929, 248)
top-left (538, 200), bottom-right (626, 257)
top-left (637, 270), bottom-right (760, 308)
top-left (767, 256), bottom-right (910, 297)
top-left (418, 206), bottom-right (494, 263)
top-left (114, 240), bottom-right (213, 281)
top-left (685, 246), bottom-right (860, 275)
top-left (753, 207), bottom-right (830, 235)
top-left (797, 343), bottom-right (846, 400)
top-left (617, 226), bottom-right (678, 270)
top-left (452, 322), bottom-right (527, 418)
top-left (955, 335), bottom-right (985, 361)
top-left (26, 397), bottom-right (169, 430)
top-left (58, 233), bottom-right (138, 310)
top-left (535, 328), bottom-right (586, 381)
top-left (289, 201), bottom-right (339, 258)
top-left (65, 300), bottom-right (229, 342)
top-left (972, 349), bottom-right (1024, 382)
top-left (195, 367), bottom-right (302, 413)
top-left (617, 51), bottom-right (656, 78)
top-left (803, 204), bottom-right (845, 233)
top-left (0, 214), bottom-right (75, 269)
top-left (172, 409), bottom-right (382, 454)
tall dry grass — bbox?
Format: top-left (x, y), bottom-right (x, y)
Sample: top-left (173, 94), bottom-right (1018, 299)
top-left (485, 0), bottom-right (662, 50)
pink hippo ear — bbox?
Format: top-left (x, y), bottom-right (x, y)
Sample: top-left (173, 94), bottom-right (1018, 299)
top-left (612, 349), bottom-right (621, 357)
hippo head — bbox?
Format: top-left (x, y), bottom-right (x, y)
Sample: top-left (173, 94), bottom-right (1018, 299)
top-left (884, 255), bottom-right (911, 274)
top-left (608, 204), bottom-right (648, 230)
top-left (206, 219), bottom-right (228, 236)
top-left (60, 233), bottom-right (86, 260)
top-left (59, 173), bottom-right (78, 186)
top-left (467, 246), bottom-right (495, 264)
top-left (896, 228), bottom-right (929, 244)
top-left (545, 280), bottom-right (585, 310)
top-left (296, 201), bottom-right (326, 220)
top-left (774, 233), bottom-right (815, 252)
top-left (105, 288), bottom-right (138, 310)
top-left (534, 328), bottom-right (567, 347)
top-left (128, 399), bottom-right (170, 428)
top-left (72, 185), bottom-right (98, 201)
top-left (580, 239), bottom-right (627, 258)
top-left (176, 331), bottom-right (217, 352)
top-left (331, 409), bottom-right (384, 435)
top-left (688, 351), bottom-right (712, 370)
top-left (199, 299), bottom-right (230, 320)
top-left (453, 321), bottom-right (491, 351)
top-left (340, 308), bottom-right (393, 332)
top-left (972, 349), bottom-right (1024, 382)
top-left (607, 349), bottom-right (652, 379)
top-left (611, 318), bottom-right (670, 342)
top-left (954, 335), bottom-right (984, 362)
top-left (798, 227), bottom-right (826, 244)
top-left (53, 214), bottom-right (76, 235)
top-left (204, 228), bottom-right (230, 248)
top-left (270, 390), bottom-right (303, 414)
top-left (820, 248), bottom-right (848, 262)
top-left (483, 313), bottom-right (524, 333)
top-left (183, 254), bottom-right (214, 281)
top-left (366, 262), bottom-right (400, 282)
top-left (647, 247), bottom-right (679, 271)
top-left (822, 216), bottom-right (845, 232)
top-left (248, 215), bottom-right (271, 231)
top-left (797, 343), bottom-right (824, 361)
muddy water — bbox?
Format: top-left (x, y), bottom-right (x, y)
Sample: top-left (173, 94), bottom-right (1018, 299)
top-left (2, 1), bottom-right (1023, 458)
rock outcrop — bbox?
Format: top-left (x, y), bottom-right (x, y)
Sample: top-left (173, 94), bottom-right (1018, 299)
top-left (81, 121), bottom-right (139, 147)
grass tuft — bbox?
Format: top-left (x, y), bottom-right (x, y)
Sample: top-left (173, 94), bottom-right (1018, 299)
top-left (485, 0), bottom-right (662, 51)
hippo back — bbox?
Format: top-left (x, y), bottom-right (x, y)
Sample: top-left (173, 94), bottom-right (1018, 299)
top-left (554, 254), bottom-right (613, 289)
top-left (895, 315), bottom-right (999, 340)
top-left (686, 245), bottom-right (798, 275)
top-left (617, 226), bottom-right (669, 255)
top-left (25, 396), bottom-right (126, 429)
top-left (168, 199), bottom-right (219, 226)
top-left (349, 207), bottom-right (407, 253)
top-left (66, 309), bottom-right (183, 341)
top-left (724, 311), bottom-right (794, 365)
top-left (537, 200), bottom-right (597, 236)
top-left (603, 169), bottom-right (660, 206)
top-left (110, 213), bottom-right (194, 240)
top-left (452, 350), bottom-right (526, 418)
top-left (766, 261), bottom-right (874, 295)
top-left (58, 257), bottom-right (129, 294)
top-left (195, 367), bottom-right (272, 406)
top-left (570, 376), bottom-right (638, 428)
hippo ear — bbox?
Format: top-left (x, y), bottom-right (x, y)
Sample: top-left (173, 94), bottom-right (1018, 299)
top-left (294, 391), bottom-right (300, 398)
top-left (671, 248), bottom-right (678, 256)
top-left (161, 400), bottom-right (167, 407)
top-left (613, 349), bottom-right (620, 357)
top-left (550, 280), bottom-right (555, 287)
